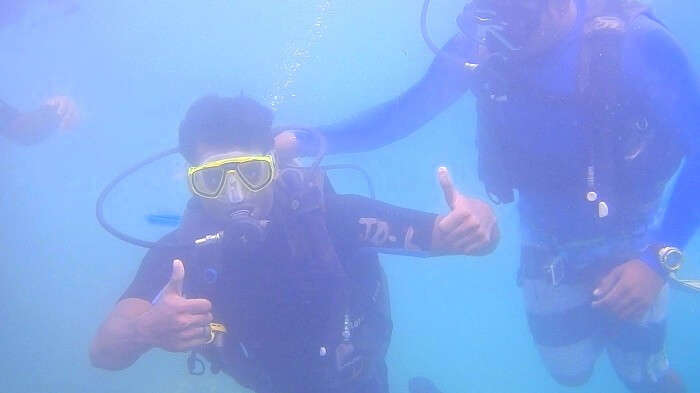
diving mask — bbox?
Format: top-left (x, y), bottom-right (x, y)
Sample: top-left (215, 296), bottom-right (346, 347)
top-left (458, 0), bottom-right (546, 56)
top-left (188, 154), bottom-right (276, 200)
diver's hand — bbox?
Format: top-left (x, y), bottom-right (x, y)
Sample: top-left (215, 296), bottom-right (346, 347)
top-left (44, 95), bottom-right (79, 130)
top-left (274, 130), bottom-right (300, 160)
top-left (432, 167), bottom-right (499, 256)
top-left (592, 259), bottom-right (665, 321)
top-left (135, 260), bottom-right (213, 352)
top-left (6, 96), bottom-right (79, 145)
top-left (274, 127), bottom-right (324, 159)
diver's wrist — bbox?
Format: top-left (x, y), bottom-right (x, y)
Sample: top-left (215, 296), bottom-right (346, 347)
top-left (639, 254), bottom-right (668, 278)
top-left (640, 244), bottom-right (683, 277)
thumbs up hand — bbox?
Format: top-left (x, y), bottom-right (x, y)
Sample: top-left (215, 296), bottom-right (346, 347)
top-left (432, 167), bottom-right (500, 256)
top-left (136, 260), bottom-right (214, 352)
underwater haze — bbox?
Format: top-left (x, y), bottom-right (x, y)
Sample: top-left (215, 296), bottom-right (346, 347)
top-left (1, 1), bottom-right (699, 392)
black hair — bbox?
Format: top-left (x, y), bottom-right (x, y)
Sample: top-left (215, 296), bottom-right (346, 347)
top-left (178, 95), bottom-right (274, 164)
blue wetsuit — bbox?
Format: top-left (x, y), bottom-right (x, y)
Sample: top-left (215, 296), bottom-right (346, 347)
top-left (320, 13), bottom-right (700, 257)
top-left (317, 4), bottom-right (699, 392)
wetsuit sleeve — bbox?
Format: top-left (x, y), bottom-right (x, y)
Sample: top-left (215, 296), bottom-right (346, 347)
top-left (119, 235), bottom-right (182, 303)
top-left (317, 34), bottom-right (476, 154)
top-left (624, 17), bottom-right (700, 266)
top-left (325, 193), bottom-right (438, 255)
top-left (0, 99), bottom-right (19, 138)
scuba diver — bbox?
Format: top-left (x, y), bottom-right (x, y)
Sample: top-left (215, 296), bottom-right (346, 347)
top-left (1, 0), bottom-right (80, 146)
top-left (275, 0), bottom-right (700, 392)
top-left (89, 95), bottom-right (497, 393)
top-left (0, 96), bottom-right (79, 145)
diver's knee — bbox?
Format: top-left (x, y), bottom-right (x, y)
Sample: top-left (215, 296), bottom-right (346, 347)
top-left (549, 369), bottom-right (594, 387)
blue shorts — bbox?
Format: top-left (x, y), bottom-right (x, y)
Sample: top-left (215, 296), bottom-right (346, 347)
top-left (518, 238), bottom-right (672, 392)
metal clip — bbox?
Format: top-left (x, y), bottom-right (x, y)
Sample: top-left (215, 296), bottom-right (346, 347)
top-left (205, 322), bottom-right (227, 345)
top-left (546, 256), bottom-right (565, 287)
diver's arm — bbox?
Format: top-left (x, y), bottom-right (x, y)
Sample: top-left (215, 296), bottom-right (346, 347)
top-left (654, 97), bottom-right (700, 251)
top-left (653, 48), bottom-right (700, 249)
top-left (0, 97), bottom-right (78, 145)
top-left (326, 185), bottom-right (498, 256)
top-left (643, 26), bottom-right (700, 249)
top-left (2, 105), bottom-right (61, 145)
top-left (89, 298), bottom-right (155, 370)
top-left (325, 193), bottom-right (438, 254)
top-left (626, 18), bottom-right (700, 268)
top-left (318, 34), bottom-right (476, 154)
top-left (90, 258), bottom-right (213, 370)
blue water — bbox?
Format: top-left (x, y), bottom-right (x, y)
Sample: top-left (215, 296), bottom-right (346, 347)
top-left (1, 1), bottom-right (698, 392)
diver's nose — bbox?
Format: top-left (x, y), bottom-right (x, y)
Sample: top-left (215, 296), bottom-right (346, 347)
top-left (224, 174), bottom-right (245, 204)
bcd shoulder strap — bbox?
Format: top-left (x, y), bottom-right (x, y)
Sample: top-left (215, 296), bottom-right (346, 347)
top-left (577, 1), bottom-right (652, 220)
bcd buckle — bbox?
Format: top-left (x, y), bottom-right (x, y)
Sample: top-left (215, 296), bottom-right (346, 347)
top-left (546, 256), bottom-right (565, 287)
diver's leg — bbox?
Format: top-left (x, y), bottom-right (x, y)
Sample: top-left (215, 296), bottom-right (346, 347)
top-left (606, 285), bottom-right (686, 393)
top-left (519, 247), bottom-right (605, 386)
top-left (344, 359), bottom-right (389, 393)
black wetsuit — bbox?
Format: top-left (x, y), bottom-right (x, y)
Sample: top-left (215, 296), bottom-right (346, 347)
top-left (121, 189), bottom-right (437, 393)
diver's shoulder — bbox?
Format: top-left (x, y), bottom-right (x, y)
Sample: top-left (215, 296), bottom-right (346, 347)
top-left (143, 231), bottom-right (185, 263)
top-left (626, 13), bottom-right (678, 50)
top-left (621, 11), bottom-right (689, 70)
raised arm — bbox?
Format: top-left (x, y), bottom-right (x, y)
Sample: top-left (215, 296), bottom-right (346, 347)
top-left (90, 258), bottom-right (213, 370)
top-left (318, 34), bottom-right (477, 154)
top-left (326, 167), bottom-right (499, 256)
top-left (0, 96), bottom-right (78, 145)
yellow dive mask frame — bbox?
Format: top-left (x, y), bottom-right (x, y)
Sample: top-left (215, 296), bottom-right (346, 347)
top-left (187, 154), bottom-right (276, 198)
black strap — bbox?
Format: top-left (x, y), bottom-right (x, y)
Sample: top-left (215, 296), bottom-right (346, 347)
top-left (578, 15), bottom-right (628, 221)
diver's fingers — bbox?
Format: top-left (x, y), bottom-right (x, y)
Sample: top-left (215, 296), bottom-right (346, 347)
top-left (463, 231), bottom-right (491, 254)
top-left (438, 166), bottom-right (456, 211)
top-left (46, 96), bottom-right (66, 113)
top-left (45, 96), bottom-right (59, 108)
top-left (178, 326), bottom-right (209, 341)
top-left (593, 266), bottom-right (623, 299)
top-left (444, 220), bottom-right (479, 245)
top-left (59, 101), bottom-right (79, 129)
top-left (179, 298), bottom-right (213, 314)
top-left (162, 259), bottom-right (185, 296)
top-left (453, 234), bottom-right (479, 252)
top-left (437, 209), bottom-right (471, 234)
top-left (55, 101), bottom-right (66, 116)
top-left (178, 312), bottom-right (214, 330)
top-left (173, 337), bottom-right (210, 352)
top-left (592, 283), bottom-right (627, 311)
top-left (464, 242), bottom-right (483, 255)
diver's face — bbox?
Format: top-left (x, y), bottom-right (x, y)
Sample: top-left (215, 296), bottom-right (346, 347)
top-left (522, 0), bottom-right (578, 55)
top-left (194, 146), bottom-right (275, 221)
top-left (464, 0), bottom-right (577, 57)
